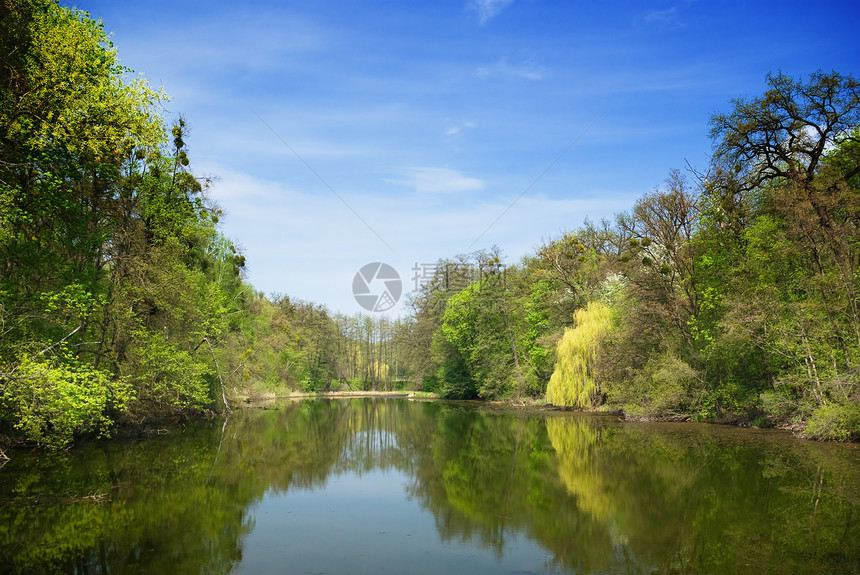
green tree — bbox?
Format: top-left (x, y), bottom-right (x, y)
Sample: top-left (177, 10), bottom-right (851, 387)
top-left (596, 172), bottom-right (707, 417)
top-left (0, 1), bottom-right (247, 444)
top-left (707, 71), bottom-right (860, 434)
top-left (545, 300), bottom-right (612, 408)
top-left (439, 249), bottom-right (529, 398)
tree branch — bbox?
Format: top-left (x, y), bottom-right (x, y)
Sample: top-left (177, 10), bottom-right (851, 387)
top-left (204, 337), bottom-right (231, 414)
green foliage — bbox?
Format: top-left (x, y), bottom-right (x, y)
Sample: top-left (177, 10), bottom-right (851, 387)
top-left (122, 329), bottom-right (210, 418)
top-left (440, 276), bottom-right (523, 399)
top-left (216, 295), bottom-right (419, 398)
top-left (0, 1), bottom-right (249, 445)
top-left (588, 71), bottom-right (860, 430)
top-left (606, 352), bottom-right (702, 417)
top-left (647, 355), bottom-right (702, 414)
top-left (545, 301), bottom-right (612, 408)
top-left (803, 402), bottom-right (860, 442)
top-left (431, 330), bottom-right (477, 399)
top-left (0, 351), bottom-right (132, 448)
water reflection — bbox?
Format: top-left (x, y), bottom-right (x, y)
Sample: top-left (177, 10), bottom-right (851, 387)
top-left (0, 399), bottom-right (858, 574)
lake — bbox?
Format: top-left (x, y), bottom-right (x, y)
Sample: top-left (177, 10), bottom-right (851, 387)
top-left (1, 398), bottom-right (858, 574)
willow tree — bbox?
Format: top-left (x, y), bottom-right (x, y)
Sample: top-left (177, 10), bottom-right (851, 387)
top-left (546, 301), bottom-right (612, 408)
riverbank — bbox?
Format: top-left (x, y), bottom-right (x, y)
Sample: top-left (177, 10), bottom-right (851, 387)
top-left (243, 393), bottom-right (807, 436)
top-left (244, 393), bottom-right (857, 443)
top-left (236, 389), bottom-right (438, 403)
top-left (1, 391), bottom-right (853, 450)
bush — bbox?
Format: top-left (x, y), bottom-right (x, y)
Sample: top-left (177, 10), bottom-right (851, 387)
top-left (649, 355), bottom-right (701, 414)
top-left (0, 352), bottom-right (133, 449)
top-left (803, 402), bottom-right (860, 442)
top-left (607, 353), bottom-right (702, 417)
top-left (123, 329), bottom-right (210, 420)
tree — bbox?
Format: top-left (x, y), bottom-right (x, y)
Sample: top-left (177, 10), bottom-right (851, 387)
top-left (0, 1), bottom-right (246, 444)
top-left (545, 301), bottom-right (612, 408)
top-left (706, 71), bottom-right (860, 433)
top-left (0, 0), bottom-right (166, 442)
top-left (710, 70), bottom-right (860, 191)
top-left (441, 278), bottom-right (512, 399)
top-left (618, 170), bottom-right (701, 356)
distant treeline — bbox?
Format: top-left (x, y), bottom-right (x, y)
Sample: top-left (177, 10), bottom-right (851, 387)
top-left (1, 1), bottom-right (857, 446)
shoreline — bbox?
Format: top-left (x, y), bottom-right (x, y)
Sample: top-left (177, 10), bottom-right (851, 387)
top-left (238, 390), bottom-right (435, 403)
top-left (238, 393), bottom-right (807, 435)
top-left (1, 393), bottom-right (850, 449)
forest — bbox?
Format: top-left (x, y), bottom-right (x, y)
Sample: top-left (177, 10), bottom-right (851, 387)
top-left (1, 0), bottom-right (858, 448)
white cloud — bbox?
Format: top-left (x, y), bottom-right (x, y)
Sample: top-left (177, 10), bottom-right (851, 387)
top-left (642, 6), bottom-right (685, 29)
top-left (470, 0), bottom-right (516, 24)
top-left (444, 120), bottom-right (476, 136)
top-left (383, 166), bottom-right (485, 194)
top-left (475, 58), bottom-right (547, 81)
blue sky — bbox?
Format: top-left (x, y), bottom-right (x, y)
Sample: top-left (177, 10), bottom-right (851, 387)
top-left (71, 0), bottom-right (860, 315)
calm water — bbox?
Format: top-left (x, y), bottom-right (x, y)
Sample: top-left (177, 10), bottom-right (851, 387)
top-left (1, 399), bottom-right (859, 574)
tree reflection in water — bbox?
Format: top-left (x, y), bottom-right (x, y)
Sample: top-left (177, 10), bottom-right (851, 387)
top-left (0, 399), bottom-right (858, 574)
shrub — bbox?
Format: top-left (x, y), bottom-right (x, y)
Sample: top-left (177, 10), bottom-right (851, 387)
top-left (803, 402), bottom-right (860, 442)
top-left (1, 352), bottom-right (133, 448)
